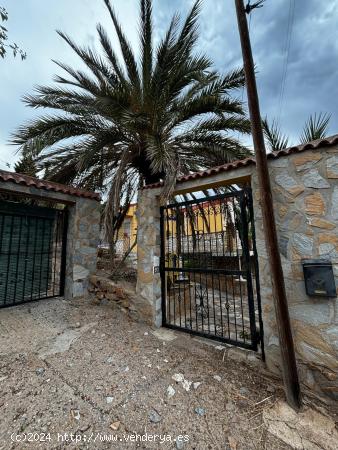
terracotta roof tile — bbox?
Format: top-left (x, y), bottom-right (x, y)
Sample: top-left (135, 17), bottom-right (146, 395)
top-left (143, 134), bottom-right (338, 190)
top-left (0, 170), bottom-right (101, 201)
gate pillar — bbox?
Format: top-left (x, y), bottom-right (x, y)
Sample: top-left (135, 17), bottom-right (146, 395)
top-left (64, 197), bottom-right (101, 299)
top-left (136, 187), bottom-right (162, 327)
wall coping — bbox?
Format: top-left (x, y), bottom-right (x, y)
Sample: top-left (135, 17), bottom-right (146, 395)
top-left (142, 134), bottom-right (338, 191)
top-left (0, 170), bottom-right (101, 201)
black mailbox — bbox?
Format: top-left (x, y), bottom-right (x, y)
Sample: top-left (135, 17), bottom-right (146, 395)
top-left (302, 259), bottom-right (336, 297)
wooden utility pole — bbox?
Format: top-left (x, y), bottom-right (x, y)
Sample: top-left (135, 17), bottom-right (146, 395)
top-left (234, 0), bottom-right (301, 410)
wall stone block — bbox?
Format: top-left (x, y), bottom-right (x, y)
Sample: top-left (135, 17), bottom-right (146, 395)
top-left (307, 217), bottom-right (336, 230)
top-left (293, 320), bottom-right (334, 354)
top-left (326, 155), bottom-right (338, 178)
top-left (318, 243), bottom-right (337, 258)
top-left (305, 192), bottom-right (326, 215)
top-left (289, 303), bottom-right (331, 326)
top-left (331, 186), bottom-right (338, 219)
top-left (293, 233), bottom-right (314, 256)
top-left (275, 174), bottom-right (304, 196)
top-left (303, 169), bottom-right (330, 188)
top-left (297, 342), bottom-right (338, 370)
top-left (292, 152), bottom-right (322, 171)
top-left (285, 211), bottom-right (304, 231)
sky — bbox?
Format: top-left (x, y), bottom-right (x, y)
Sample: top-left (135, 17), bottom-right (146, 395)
top-left (0, 0), bottom-right (337, 171)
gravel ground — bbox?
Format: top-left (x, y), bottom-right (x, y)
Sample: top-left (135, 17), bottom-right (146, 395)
top-left (0, 296), bottom-right (332, 449)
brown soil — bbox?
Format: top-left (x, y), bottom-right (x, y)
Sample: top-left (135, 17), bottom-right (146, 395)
top-left (0, 297), bottom-right (335, 449)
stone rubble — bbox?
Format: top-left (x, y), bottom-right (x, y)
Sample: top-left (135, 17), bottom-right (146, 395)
top-left (148, 410), bottom-right (162, 423)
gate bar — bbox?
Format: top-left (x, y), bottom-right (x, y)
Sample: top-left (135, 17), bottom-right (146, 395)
top-left (59, 209), bottom-right (68, 297)
top-left (247, 189), bottom-right (265, 361)
top-left (160, 188), bottom-right (262, 351)
top-left (240, 189), bottom-right (258, 351)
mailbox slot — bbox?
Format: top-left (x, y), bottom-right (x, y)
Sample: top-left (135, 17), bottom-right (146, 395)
top-left (302, 259), bottom-right (336, 298)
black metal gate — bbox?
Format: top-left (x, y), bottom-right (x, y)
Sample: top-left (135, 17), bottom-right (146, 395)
top-left (0, 201), bottom-right (68, 308)
top-left (160, 188), bottom-right (264, 352)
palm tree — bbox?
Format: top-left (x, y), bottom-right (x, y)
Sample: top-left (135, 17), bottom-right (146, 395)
top-left (262, 118), bottom-right (289, 152)
top-left (299, 113), bottom-right (331, 144)
top-left (263, 113), bottom-right (331, 152)
top-left (11, 0), bottom-right (251, 248)
top-left (14, 154), bottom-right (37, 177)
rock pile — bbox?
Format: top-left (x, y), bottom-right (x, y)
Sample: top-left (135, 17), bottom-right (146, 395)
top-left (89, 275), bottom-right (137, 316)
top-left (89, 274), bottom-right (155, 325)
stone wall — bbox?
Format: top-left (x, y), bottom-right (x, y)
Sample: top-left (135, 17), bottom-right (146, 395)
top-left (136, 188), bottom-right (162, 326)
top-left (65, 197), bottom-right (101, 299)
top-left (252, 146), bottom-right (338, 400)
top-left (136, 144), bottom-right (338, 400)
top-left (0, 179), bottom-right (100, 301)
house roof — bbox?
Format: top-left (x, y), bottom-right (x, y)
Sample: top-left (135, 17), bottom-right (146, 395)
top-left (143, 134), bottom-right (338, 190)
top-left (0, 170), bottom-right (101, 201)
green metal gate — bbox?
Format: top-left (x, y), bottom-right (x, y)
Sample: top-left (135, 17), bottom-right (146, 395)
top-left (0, 201), bottom-right (67, 307)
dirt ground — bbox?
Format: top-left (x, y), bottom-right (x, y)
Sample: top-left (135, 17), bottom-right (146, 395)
top-left (0, 297), bottom-right (337, 450)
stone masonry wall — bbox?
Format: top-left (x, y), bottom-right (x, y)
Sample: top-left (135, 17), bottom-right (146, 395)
top-left (136, 188), bottom-right (162, 327)
top-left (0, 178), bottom-right (100, 301)
top-left (252, 145), bottom-right (338, 400)
top-left (65, 197), bottom-right (101, 299)
top-left (136, 144), bottom-right (338, 400)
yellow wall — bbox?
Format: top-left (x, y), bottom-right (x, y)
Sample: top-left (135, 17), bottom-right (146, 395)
top-left (117, 203), bottom-right (138, 253)
top-left (164, 200), bottom-right (228, 236)
top-left (118, 200), bottom-right (236, 256)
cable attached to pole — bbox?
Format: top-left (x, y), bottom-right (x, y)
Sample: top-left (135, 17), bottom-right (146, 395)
top-left (245, 0), bottom-right (265, 15)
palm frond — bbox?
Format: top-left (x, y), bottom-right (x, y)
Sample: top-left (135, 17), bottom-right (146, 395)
top-left (56, 31), bottom-right (115, 86)
top-left (262, 117), bottom-right (289, 151)
top-left (11, 115), bottom-right (92, 149)
top-left (96, 24), bottom-right (126, 84)
top-left (53, 59), bottom-right (101, 94)
top-left (176, 0), bottom-right (202, 56)
top-left (300, 113), bottom-right (331, 144)
top-left (140, 0), bottom-right (153, 97)
top-left (103, 0), bottom-right (140, 89)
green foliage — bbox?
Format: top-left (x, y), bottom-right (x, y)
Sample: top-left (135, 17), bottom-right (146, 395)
top-left (262, 117), bottom-right (289, 151)
top-left (0, 6), bottom-right (26, 60)
top-left (14, 154), bottom-right (37, 177)
top-left (300, 113), bottom-right (331, 144)
top-left (263, 113), bottom-right (331, 152)
top-left (12, 0), bottom-right (251, 242)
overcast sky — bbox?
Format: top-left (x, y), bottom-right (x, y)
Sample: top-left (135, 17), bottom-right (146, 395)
top-left (0, 0), bottom-right (337, 170)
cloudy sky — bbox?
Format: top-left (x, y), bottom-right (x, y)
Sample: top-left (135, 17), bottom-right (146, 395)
top-left (0, 0), bottom-right (337, 170)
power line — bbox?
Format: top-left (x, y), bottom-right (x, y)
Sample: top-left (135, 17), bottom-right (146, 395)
top-left (245, 0), bottom-right (265, 14)
top-left (277, 0), bottom-right (295, 124)
top-left (0, 158), bottom-right (11, 169)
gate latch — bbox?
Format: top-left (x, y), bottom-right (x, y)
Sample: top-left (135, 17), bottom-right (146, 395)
top-left (153, 256), bottom-right (160, 274)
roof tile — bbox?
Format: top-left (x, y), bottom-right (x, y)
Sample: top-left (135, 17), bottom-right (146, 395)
top-left (0, 170), bottom-right (101, 201)
top-left (143, 134), bottom-right (338, 190)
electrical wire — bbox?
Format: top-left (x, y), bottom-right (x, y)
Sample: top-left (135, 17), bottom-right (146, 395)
top-left (0, 158), bottom-right (11, 169)
top-left (277, 0), bottom-right (295, 124)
